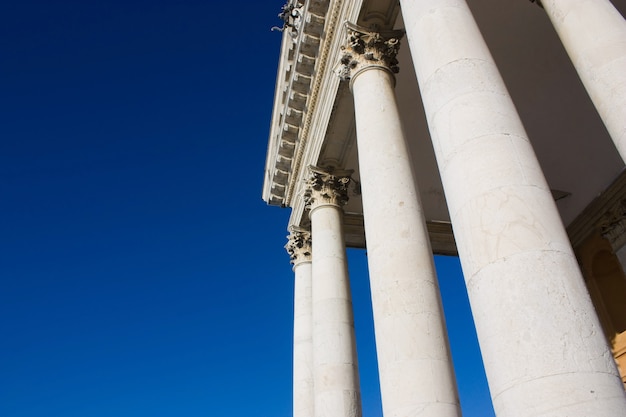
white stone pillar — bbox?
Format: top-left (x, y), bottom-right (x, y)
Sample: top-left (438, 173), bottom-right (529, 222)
top-left (539, 0), bottom-right (626, 162)
top-left (286, 228), bottom-right (314, 417)
top-left (305, 166), bottom-right (361, 417)
top-left (399, 1), bottom-right (626, 416)
top-left (337, 23), bottom-right (461, 417)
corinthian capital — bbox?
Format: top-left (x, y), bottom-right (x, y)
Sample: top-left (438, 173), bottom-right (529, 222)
top-left (336, 22), bottom-right (405, 81)
top-left (285, 227), bottom-right (312, 265)
top-left (304, 165), bottom-right (353, 210)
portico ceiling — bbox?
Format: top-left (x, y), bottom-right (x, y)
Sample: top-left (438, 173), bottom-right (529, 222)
top-left (263, 0), bottom-right (626, 251)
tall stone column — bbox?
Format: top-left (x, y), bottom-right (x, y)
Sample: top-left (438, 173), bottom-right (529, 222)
top-left (286, 227), bottom-right (314, 417)
top-left (304, 166), bottom-right (361, 417)
top-left (399, 1), bottom-right (626, 416)
top-left (538, 0), bottom-right (626, 162)
top-left (337, 23), bottom-right (461, 417)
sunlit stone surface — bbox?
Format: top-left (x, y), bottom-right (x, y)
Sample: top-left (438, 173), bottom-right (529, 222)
top-left (264, 0), bottom-right (626, 416)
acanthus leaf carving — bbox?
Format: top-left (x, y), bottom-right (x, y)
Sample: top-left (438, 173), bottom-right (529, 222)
top-left (304, 165), bottom-right (353, 210)
top-left (336, 22), bottom-right (404, 81)
top-left (285, 227), bottom-right (312, 265)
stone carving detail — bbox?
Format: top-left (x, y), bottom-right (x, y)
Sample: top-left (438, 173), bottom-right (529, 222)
top-left (285, 227), bottom-right (312, 264)
top-left (272, 0), bottom-right (304, 38)
top-left (304, 166), bottom-right (353, 209)
top-left (599, 199), bottom-right (626, 251)
top-left (337, 22), bottom-right (404, 81)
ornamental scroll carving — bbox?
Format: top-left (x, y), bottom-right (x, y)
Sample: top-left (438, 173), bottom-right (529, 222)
top-left (304, 166), bottom-right (353, 209)
top-left (599, 199), bottom-right (626, 251)
top-left (285, 227), bottom-right (312, 265)
top-left (337, 22), bottom-right (404, 81)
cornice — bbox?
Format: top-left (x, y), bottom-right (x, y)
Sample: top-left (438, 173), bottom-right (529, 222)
top-left (263, 0), bottom-right (332, 206)
top-left (285, 0), bottom-right (349, 209)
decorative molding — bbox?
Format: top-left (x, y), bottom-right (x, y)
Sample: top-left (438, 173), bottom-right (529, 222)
top-left (263, 0), bottom-right (333, 206)
top-left (285, 0), bottom-right (347, 207)
top-left (285, 227), bottom-right (312, 265)
top-left (336, 22), bottom-right (404, 82)
top-left (304, 165), bottom-right (353, 210)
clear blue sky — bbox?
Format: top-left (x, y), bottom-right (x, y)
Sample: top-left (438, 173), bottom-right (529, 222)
top-left (1, 1), bottom-right (494, 416)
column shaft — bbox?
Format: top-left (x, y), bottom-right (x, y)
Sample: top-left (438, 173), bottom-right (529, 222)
top-left (307, 170), bottom-right (361, 417)
top-left (293, 260), bottom-right (314, 417)
top-left (400, 1), bottom-right (626, 416)
top-left (287, 229), bottom-right (315, 417)
top-left (343, 29), bottom-right (461, 415)
top-left (541, 0), bottom-right (626, 161)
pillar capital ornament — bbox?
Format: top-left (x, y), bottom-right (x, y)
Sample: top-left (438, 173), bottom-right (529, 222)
top-left (285, 227), bottom-right (312, 265)
top-left (304, 165), bottom-right (353, 210)
top-left (336, 22), bottom-right (405, 82)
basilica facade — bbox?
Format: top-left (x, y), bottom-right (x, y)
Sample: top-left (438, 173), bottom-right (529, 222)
top-left (263, 1), bottom-right (626, 416)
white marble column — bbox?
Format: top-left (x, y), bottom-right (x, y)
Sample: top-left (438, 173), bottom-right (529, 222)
top-left (539, 0), bottom-right (626, 162)
top-left (337, 23), bottom-right (461, 417)
top-left (286, 227), bottom-right (314, 417)
top-left (400, 1), bottom-right (626, 416)
top-left (305, 166), bottom-right (361, 417)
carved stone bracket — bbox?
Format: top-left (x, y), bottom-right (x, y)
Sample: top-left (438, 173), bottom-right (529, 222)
top-left (336, 22), bottom-right (405, 81)
top-left (304, 165), bottom-right (353, 210)
top-left (599, 199), bottom-right (626, 251)
top-left (285, 227), bottom-right (312, 265)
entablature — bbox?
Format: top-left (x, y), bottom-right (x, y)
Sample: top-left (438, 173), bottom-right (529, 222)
top-left (263, 0), bottom-right (332, 206)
